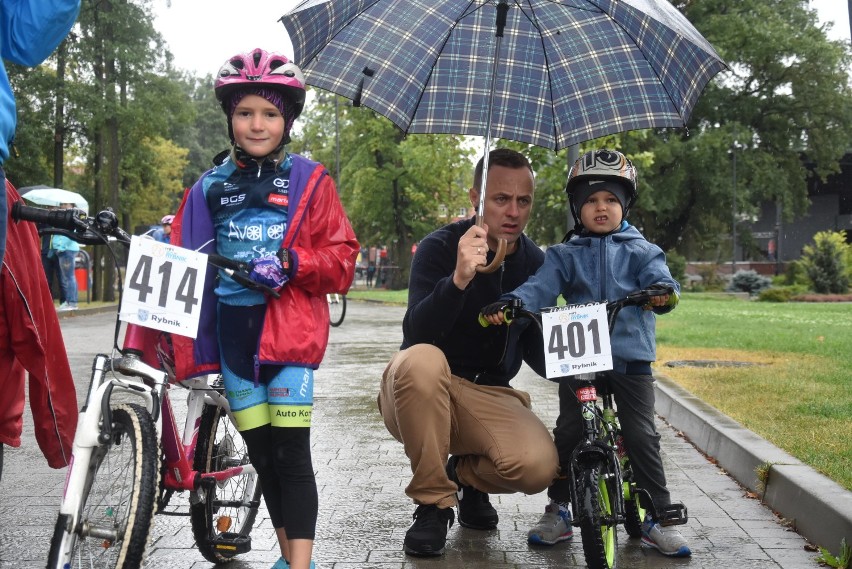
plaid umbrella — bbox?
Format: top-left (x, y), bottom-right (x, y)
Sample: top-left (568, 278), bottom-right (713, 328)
top-left (280, 0), bottom-right (726, 151)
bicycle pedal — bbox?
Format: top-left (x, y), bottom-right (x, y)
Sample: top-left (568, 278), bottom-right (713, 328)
top-left (657, 502), bottom-right (688, 526)
top-left (211, 532), bottom-right (252, 558)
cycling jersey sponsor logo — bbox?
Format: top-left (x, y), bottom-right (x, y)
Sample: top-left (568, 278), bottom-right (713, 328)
top-left (223, 182), bottom-right (240, 192)
top-left (221, 193), bottom-right (246, 206)
top-left (269, 387), bottom-right (291, 398)
top-left (273, 177), bottom-right (289, 189)
top-left (268, 193), bottom-right (288, 207)
top-left (228, 221), bottom-right (285, 241)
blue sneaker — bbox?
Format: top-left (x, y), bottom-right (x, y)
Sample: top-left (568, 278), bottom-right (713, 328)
top-left (527, 500), bottom-right (573, 545)
top-left (271, 559), bottom-right (316, 569)
top-left (641, 518), bottom-right (691, 557)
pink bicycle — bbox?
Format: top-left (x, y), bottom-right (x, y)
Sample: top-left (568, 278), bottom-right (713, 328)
top-left (14, 203), bottom-right (273, 568)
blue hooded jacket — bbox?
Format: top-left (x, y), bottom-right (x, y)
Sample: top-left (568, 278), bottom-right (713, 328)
top-left (502, 223), bottom-right (679, 375)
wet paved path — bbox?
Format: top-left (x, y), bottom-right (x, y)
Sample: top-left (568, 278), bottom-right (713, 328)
top-left (0, 301), bottom-right (819, 568)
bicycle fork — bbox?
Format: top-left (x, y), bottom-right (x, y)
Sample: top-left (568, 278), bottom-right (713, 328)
top-left (54, 354), bottom-right (167, 540)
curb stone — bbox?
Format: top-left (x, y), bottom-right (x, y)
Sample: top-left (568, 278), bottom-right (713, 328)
top-left (654, 373), bottom-right (852, 557)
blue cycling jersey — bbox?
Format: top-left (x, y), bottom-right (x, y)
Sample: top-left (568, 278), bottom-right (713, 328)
top-left (203, 154), bottom-right (292, 305)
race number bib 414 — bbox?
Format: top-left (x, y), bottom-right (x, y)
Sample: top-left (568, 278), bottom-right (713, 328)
top-left (119, 236), bottom-right (208, 338)
top-left (541, 302), bottom-right (613, 379)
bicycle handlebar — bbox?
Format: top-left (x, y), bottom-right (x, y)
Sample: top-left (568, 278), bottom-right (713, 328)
top-left (12, 202), bottom-right (280, 299)
top-left (479, 287), bottom-right (675, 328)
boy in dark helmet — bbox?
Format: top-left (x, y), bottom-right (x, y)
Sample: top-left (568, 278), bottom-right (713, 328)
top-left (481, 148), bottom-right (690, 557)
top-left (170, 48), bottom-right (359, 569)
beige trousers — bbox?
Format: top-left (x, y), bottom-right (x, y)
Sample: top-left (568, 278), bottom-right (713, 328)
top-left (377, 344), bottom-right (559, 508)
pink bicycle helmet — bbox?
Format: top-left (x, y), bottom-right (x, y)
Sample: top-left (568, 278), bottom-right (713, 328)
top-left (214, 48), bottom-right (306, 118)
top-left (161, 214), bottom-right (175, 225)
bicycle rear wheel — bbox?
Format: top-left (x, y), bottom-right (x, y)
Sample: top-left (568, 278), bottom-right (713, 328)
top-left (577, 461), bottom-right (619, 569)
top-left (190, 401), bottom-right (261, 564)
top-left (47, 403), bottom-right (159, 569)
top-left (328, 293), bottom-right (346, 327)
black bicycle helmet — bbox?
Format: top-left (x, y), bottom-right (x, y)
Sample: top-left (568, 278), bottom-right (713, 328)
top-left (565, 149), bottom-right (638, 227)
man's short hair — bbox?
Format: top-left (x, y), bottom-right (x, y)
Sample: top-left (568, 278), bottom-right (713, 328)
top-left (472, 148), bottom-right (533, 191)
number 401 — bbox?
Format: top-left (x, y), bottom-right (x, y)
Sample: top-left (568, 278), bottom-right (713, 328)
top-left (128, 254), bottom-right (199, 313)
top-left (548, 319), bottom-right (602, 359)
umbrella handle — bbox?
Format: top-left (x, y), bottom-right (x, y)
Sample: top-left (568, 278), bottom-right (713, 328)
top-left (476, 237), bottom-right (506, 274)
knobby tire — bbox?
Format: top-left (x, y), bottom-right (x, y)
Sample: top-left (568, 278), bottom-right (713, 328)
top-left (577, 461), bottom-right (619, 569)
top-left (190, 402), bottom-right (261, 564)
top-left (47, 403), bottom-right (159, 569)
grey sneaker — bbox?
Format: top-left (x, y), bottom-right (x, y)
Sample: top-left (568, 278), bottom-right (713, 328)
top-left (641, 519), bottom-right (691, 557)
top-left (527, 500), bottom-right (573, 545)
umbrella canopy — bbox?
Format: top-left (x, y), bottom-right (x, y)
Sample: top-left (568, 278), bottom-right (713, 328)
top-left (19, 185), bottom-right (89, 214)
top-left (281, 0), bottom-right (727, 152)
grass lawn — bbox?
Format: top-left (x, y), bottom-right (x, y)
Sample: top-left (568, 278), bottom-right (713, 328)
top-left (347, 288), bottom-right (852, 491)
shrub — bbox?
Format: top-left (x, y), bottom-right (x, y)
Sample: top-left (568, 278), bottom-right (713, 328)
top-left (728, 270), bottom-right (772, 295)
top-left (800, 231), bottom-right (850, 294)
top-left (695, 263), bottom-right (726, 292)
top-left (777, 260), bottom-right (809, 287)
top-left (758, 285), bottom-right (807, 302)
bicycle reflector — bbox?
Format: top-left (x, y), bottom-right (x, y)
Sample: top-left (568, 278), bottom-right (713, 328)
top-left (216, 516), bottom-right (233, 532)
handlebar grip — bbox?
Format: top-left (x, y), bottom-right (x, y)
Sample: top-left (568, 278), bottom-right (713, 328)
top-left (477, 311), bottom-right (513, 328)
top-left (12, 201), bottom-right (82, 229)
top-left (207, 254), bottom-right (281, 299)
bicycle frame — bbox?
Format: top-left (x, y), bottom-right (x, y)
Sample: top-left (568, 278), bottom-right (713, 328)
top-left (122, 323), bottom-right (257, 492)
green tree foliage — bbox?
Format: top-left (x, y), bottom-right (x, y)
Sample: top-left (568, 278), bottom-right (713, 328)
top-left (632, 0), bottom-right (852, 258)
top-left (800, 230), bottom-right (850, 294)
top-left (295, 93), bottom-right (473, 288)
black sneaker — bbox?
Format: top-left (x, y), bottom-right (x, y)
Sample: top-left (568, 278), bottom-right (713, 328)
top-left (446, 456), bottom-right (499, 529)
top-left (403, 504), bottom-right (455, 556)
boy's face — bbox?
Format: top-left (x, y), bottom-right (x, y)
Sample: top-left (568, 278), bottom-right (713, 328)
top-left (231, 94), bottom-right (286, 158)
top-left (579, 190), bottom-right (623, 234)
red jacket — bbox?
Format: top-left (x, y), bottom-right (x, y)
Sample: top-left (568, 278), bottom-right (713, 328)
top-left (170, 153), bottom-right (359, 380)
top-left (0, 181), bottom-right (77, 468)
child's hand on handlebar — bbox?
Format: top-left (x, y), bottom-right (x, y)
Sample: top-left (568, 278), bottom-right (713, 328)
top-left (642, 284), bottom-right (675, 310)
top-left (248, 253), bottom-right (290, 291)
top-left (479, 301), bottom-right (510, 327)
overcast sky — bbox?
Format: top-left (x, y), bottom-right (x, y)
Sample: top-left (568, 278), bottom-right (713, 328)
top-left (153, 0), bottom-right (850, 77)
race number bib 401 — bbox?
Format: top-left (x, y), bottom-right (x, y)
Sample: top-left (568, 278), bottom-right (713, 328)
top-left (119, 236), bottom-right (208, 338)
top-left (541, 302), bottom-right (613, 379)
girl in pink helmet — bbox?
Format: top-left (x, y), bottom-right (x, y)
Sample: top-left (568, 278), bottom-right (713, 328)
top-left (170, 48), bottom-right (359, 569)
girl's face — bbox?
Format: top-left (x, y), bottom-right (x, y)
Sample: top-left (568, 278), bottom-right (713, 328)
top-left (231, 94), bottom-right (286, 158)
top-left (579, 190), bottom-right (623, 234)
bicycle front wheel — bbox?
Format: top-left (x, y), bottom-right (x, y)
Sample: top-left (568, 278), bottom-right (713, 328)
top-left (328, 293), bottom-right (346, 327)
top-left (190, 402), bottom-right (262, 564)
top-left (621, 456), bottom-right (646, 538)
top-left (47, 403), bottom-right (159, 569)
top-left (577, 461), bottom-right (619, 569)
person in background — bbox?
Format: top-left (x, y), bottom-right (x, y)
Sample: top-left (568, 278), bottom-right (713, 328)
top-left (377, 148), bottom-right (558, 557)
top-left (40, 208), bottom-right (63, 302)
top-left (152, 214), bottom-right (174, 243)
top-left (52, 203), bottom-right (79, 311)
top-left (171, 48), bottom-right (359, 569)
top-left (0, 0), bottom-right (81, 269)
top-left (480, 148), bottom-right (689, 557)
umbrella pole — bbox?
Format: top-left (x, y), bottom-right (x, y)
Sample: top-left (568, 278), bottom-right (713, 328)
top-left (476, 0), bottom-right (509, 274)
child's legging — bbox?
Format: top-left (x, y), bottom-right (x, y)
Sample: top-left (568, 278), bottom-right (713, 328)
top-left (218, 303), bottom-right (318, 540)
